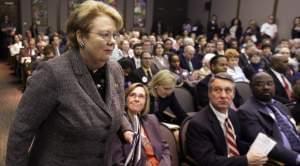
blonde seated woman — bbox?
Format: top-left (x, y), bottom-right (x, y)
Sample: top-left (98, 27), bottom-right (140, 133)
top-left (112, 83), bottom-right (171, 166)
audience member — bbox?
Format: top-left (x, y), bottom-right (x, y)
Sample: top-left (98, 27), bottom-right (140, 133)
top-left (238, 72), bottom-right (300, 165)
top-left (292, 16), bottom-right (300, 39)
top-left (148, 70), bottom-right (188, 125)
top-left (225, 49), bottom-right (249, 82)
top-left (267, 53), bottom-right (294, 104)
top-left (6, 1), bottom-right (131, 165)
top-left (112, 83), bottom-right (171, 166)
top-left (187, 72), bottom-right (268, 166)
top-left (130, 51), bottom-right (158, 85)
top-left (152, 43), bottom-right (169, 70)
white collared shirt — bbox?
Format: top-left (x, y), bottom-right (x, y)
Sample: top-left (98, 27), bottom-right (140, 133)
top-left (210, 103), bottom-right (228, 135)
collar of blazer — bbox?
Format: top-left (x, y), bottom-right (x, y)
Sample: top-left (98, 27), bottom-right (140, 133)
top-left (67, 49), bottom-right (112, 118)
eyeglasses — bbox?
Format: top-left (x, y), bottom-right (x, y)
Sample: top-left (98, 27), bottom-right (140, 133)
top-left (89, 31), bottom-right (118, 41)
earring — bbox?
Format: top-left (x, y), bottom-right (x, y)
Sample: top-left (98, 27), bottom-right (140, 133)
top-left (79, 41), bottom-right (85, 48)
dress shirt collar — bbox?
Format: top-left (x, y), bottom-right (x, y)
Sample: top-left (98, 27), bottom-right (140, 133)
top-left (210, 102), bottom-right (228, 126)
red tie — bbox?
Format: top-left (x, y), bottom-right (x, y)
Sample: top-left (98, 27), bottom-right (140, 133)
top-left (225, 118), bottom-right (240, 157)
top-left (281, 75), bottom-right (292, 101)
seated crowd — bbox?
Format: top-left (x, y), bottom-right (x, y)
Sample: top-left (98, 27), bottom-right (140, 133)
top-left (6, 14), bottom-right (300, 165)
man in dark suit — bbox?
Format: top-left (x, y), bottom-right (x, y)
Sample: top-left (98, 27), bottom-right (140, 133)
top-left (196, 55), bottom-right (243, 108)
top-left (266, 53), bottom-right (293, 104)
top-left (187, 72), bottom-right (267, 166)
top-left (129, 51), bottom-right (158, 84)
top-left (238, 72), bottom-right (300, 165)
top-left (179, 45), bottom-right (196, 72)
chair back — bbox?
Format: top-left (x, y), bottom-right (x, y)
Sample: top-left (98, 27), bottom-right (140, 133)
top-left (179, 116), bottom-right (197, 165)
top-left (235, 81), bottom-right (252, 102)
top-left (160, 123), bottom-right (179, 166)
top-left (174, 87), bottom-right (195, 112)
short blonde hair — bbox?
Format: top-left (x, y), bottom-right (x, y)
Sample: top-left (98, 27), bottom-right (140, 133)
top-left (125, 83), bottom-right (150, 117)
top-left (148, 70), bottom-right (176, 97)
top-left (224, 48), bottom-right (240, 58)
top-left (66, 0), bottom-right (123, 49)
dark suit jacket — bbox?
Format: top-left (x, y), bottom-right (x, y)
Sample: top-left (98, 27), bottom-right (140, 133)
top-left (238, 97), bottom-right (299, 165)
top-left (6, 49), bottom-right (127, 166)
top-left (186, 106), bottom-right (248, 166)
top-left (179, 53), bottom-right (200, 72)
top-left (267, 68), bottom-right (291, 104)
top-left (129, 66), bottom-right (158, 85)
top-left (112, 114), bottom-right (171, 166)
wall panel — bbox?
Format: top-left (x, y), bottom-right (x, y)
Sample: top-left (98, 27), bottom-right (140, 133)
top-left (277, 0), bottom-right (300, 39)
top-left (211, 0), bottom-right (237, 25)
top-left (239, 0), bottom-right (274, 30)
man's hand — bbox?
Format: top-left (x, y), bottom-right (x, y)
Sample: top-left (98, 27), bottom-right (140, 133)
top-left (247, 151), bottom-right (268, 166)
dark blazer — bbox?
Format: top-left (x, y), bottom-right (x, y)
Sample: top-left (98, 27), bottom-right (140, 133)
top-left (129, 66), bottom-right (158, 85)
top-left (149, 93), bottom-right (188, 125)
top-left (196, 74), bottom-right (244, 108)
top-left (266, 68), bottom-right (291, 104)
top-left (112, 114), bottom-right (171, 166)
top-left (186, 106), bottom-right (248, 166)
top-left (179, 53), bottom-right (201, 72)
top-left (291, 102), bottom-right (300, 125)
top-left (6, 49), bottom-right (127, 166)
top-left (238, 97), bottom-right (299, 165)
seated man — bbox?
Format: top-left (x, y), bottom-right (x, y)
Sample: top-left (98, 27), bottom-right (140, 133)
top-left (196, 55), bottom-right (243, 108)
top-left (129, 51), bottom-right (158, 85)
top-left (187, 72), bottom-right (267, 166)
top-left (238, 72), bottom-right (300, 165)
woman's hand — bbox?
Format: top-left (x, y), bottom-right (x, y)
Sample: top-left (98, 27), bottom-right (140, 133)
top-left (123, 131), bottom-right (134, 144)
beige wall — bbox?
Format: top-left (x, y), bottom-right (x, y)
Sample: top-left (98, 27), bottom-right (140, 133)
top-left (239, 0), bottom-right (274, 27)
top-left (277, 0), bottom-right (300, 39)
top-left (187, 0), bottom-right (299, 39)
top-left (211, 0), bottom-right (237, 25)
top-left (20, 0), bottom-right (154, 35)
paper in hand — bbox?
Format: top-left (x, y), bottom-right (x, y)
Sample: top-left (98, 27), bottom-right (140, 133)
top-left (248, 132), bottom-right (277, 156)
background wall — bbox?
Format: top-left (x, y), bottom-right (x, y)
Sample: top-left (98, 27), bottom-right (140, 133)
top-left (8, 0), bottom-right (300, 39)
top-left (187, 0), bottom-right (300, 39)
top-left (277, 0), bottom-right (300, 39)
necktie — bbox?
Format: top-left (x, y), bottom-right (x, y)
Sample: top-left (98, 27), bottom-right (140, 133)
top-left (281, 75), bottom-right (292, 101)
top-left (147, 70), bottom-right (152, 80)
top-left (224, 118), bottom-right (240, 157)
top-left (267, 104), bottom-right (300, 152)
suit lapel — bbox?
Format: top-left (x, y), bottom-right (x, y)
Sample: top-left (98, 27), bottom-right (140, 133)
top-left (68, 49), bottom-right (111, 117)
top-left (207, 107), bottom-right (227, 154)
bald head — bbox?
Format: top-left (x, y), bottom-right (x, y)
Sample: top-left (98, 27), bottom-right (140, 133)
top-left (270, 53), bottom-right (289, 73)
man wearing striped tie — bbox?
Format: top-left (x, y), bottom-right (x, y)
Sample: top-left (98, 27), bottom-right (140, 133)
top-left (186, 72), bottom-right (267, 166)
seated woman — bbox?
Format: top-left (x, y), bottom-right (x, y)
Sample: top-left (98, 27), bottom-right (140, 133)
top-left (148, 70), bottom-right (188, 125)
top-left (112, 83), bottom-right (171, 166)
top-left (168, 52), bottom-right (190, 83)
top-left (225, 48), bottom-right (249, 82)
